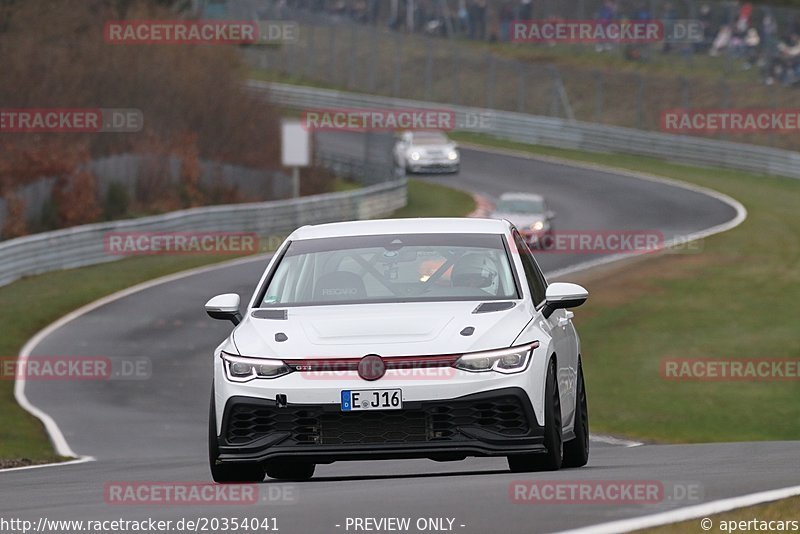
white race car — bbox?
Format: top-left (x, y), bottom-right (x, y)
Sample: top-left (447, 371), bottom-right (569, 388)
top-left (393, 131), bottom-right (460, 174)
top-left (491, 193), bottom-right (556, 248)
top-left (206, 218), bottom-right (589, 482)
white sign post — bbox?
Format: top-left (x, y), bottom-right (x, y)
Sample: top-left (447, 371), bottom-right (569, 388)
top-left (281, 119), bottom-right (311, 198)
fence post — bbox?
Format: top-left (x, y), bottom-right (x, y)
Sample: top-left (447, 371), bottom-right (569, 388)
top-left (486, 54), bottom-right (496, 109)
top-left (258, 44), bottom-right (269, 71)
top-left (368, 28), bottom-right (378, 93)
top-left (425, 42), bottom-right (434, 100)
top-left (451, 43), bottom-right (461, 105)
top-left (392, 33), bottom-right (403, 97)
top-left (636, 74), bottom-right (645, 130)
top-left (594, 71), bottom-right (604, 123)
top-left (328, 25), bottom-right (338, 86)
top-left (347, 25), bottom-right (358, 89)
top-left (306, 23), bottom-right (315, 80)
top-left (681, 77), bottom-right (690, 109)
top-left (549, 67), bottom-right (559, 117)
top-left (769, 83), bottom-right (777, 147)
top-left (281, 26), bottom-right (292, 75)
top-left (719, 79), bottom-right (731, 140)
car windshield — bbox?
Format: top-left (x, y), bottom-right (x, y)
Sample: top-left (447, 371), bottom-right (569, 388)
top-left (411, 132), bottom-right (449, 145)
top-left (495, 199), bottom-right (545, 214)
top-left (260, 233), bottom-right (518, 307)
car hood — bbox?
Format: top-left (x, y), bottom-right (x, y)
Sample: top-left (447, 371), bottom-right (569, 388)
top-left (408, 143), bottom-right (456, 154)
top-left (232, 301), bottom-right (531, 358)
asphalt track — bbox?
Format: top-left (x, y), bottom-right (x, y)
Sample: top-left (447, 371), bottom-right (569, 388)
top-left (4, 139), bottom-right (795, 534)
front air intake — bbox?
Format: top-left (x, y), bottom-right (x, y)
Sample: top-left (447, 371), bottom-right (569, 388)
top-left (473, 302), bottom-right (516, 314)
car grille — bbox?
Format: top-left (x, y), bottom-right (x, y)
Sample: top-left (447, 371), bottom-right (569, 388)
top-left (225, 395), bottom-right (531, 446)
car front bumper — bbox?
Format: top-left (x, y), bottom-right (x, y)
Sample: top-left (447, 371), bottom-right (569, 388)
top-left (407, 157), bottom-right (459, 173)
top-left (215, 387), bottom-right (545, 464)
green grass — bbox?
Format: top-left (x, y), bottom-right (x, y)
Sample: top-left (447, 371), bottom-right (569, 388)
top-left (454, 132), bottom-right (800, 443)
top-left (392, 178), bottom-right (476, 218)
top-left (331, 177), bottom-right (362, 192)
top-left (640, 496), bottom-right (800, 533)
top-left (0, 179), bottom-right (473, 463)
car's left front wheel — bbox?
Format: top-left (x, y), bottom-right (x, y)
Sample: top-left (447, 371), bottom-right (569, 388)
top-left (563, 360), bottom-right (589, 468)
top-left (208, 387), bottom-right (265, 483)
top-left (507, 358), bottom-right (563, 472)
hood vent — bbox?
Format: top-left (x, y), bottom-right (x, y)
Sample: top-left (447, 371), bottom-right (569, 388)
top-left (473, 302), bottom-right (516, 314)
top-left (251, 309), bottom-right (288, 320)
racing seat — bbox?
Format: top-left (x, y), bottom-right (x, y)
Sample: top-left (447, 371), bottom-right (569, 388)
top-left (314, 271), bottom-right (368, 302)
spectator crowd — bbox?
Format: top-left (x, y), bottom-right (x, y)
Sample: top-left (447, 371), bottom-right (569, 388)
top-left (253, 0), bottom-right (800, 86)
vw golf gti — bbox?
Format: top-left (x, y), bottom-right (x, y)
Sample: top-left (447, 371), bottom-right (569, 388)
top-left (206, 218), bottom-right (589, 482)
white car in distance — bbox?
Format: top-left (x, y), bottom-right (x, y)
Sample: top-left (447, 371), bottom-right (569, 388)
top-left (393, 131), bottom-right (460, 174)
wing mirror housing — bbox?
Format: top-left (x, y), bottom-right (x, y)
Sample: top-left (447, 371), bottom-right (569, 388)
top-left (542, 283), bottom-right (588, 319)
top-left (205, 293), bottom-right (242, 325)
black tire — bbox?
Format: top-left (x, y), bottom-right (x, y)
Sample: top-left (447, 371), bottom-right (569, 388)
top-left (265, 461), bottom-right (316, 481)
top-left (208, 387), bottom-right (265, 483)
top-left (508, 359), bottom-right (563, 472)
top-left (563, 361), bottom-right (590, 468)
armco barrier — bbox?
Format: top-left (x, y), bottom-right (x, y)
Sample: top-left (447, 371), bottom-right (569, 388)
top-left (6, 80), bottom-right (795, 287)
top-left (0, 179), bottom-right (406, 288)
top-left (256, 81), bottom-right (800, 180)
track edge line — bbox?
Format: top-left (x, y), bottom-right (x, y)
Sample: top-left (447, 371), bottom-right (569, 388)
top-left (8, 253), bottom-right (271, 470)
top-left (553, 484), bottom-right (800, 534)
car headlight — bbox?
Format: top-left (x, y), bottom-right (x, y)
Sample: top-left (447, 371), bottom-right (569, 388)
top-left (531, 221), bottom-right (545, 232)
top-left (447, 150), bottom-right (459, 161)
top-left (221, 352), bottom-right (293, 382)
top-left (453, 342), bottom-right (539, 374)
top-left (410, 151), bottom-right (421, 161)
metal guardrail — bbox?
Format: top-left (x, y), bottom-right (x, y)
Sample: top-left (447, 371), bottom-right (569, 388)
top-left (0, 179), bottom-right (407, 288)
top-left (6, 81), bottom-right (793, 288)
top-left (256, 81), bottom-right (800, 180)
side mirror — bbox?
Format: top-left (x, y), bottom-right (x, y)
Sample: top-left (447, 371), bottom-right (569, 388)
top-left (542, 283), bottom-right (588, 319)
top-left (205, 293), bottom-right (242, 325)
top-left (546, 210), bottom-right (556, 220)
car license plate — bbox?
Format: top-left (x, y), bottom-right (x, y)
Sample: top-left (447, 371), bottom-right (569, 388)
top-left (341, 389), bottom-right (402, 411)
